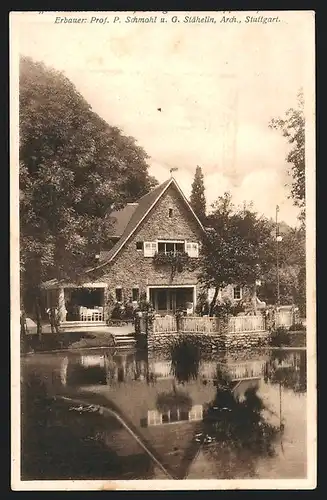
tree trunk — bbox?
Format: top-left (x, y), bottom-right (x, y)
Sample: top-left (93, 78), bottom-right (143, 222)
top-left (209, 287), bottom-right (219, 317)
top-left (33, 289), bottom-right (43, 341)
top-left (20, 310), bottom-right (27, 353)
top-left (252, 284), bottom-right (258, 316)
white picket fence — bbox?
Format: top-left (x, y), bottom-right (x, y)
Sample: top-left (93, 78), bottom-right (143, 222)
top-left (152, 314), bottom-right (265, 335)
top-left (228, 315), bottom-right (265, 333)
top-left (181, 316), bottom-right (221, 334)
top-left (153, 316), bottom-right (178, 333)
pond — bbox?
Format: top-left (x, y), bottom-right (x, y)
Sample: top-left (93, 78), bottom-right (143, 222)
top-left (21, 346), bottom-right (307, 481)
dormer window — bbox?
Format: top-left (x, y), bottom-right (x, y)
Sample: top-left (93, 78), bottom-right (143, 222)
top-left (136, 241), bottom-right (143, 251)
top-left (168, 208), bottom-right (173, 218)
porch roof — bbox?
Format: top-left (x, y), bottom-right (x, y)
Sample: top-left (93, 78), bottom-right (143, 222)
top-left (41, 279), bottom-right (108, 289)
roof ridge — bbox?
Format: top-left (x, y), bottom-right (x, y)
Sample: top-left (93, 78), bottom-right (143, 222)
top-left (135, 178), bottom-right (171, 203)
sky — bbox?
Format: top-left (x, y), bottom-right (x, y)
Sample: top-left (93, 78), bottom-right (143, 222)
top-left (15, 11), bottom-right (314, 227)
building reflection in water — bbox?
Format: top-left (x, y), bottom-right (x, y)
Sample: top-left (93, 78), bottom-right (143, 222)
top-left (33, 346), bottom-right (306, 480)
top-left (59, 348), bottom-right (306, 395)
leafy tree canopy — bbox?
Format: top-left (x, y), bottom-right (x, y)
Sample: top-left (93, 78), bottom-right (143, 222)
top-left (269, 90), bottom-right (305, 222)
top-left (200, 193), bottom-right (276, 313)
top-left (20, 57), bottom-right (158, 293)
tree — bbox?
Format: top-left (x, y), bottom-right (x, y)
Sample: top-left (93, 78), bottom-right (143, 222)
top-left (190, 165), bottom-right (206, 223)
top-left (20, 57), bottom-right (158, 324)
top-left (200, 193), bottom-right (275, 315)
top-left (269, 90), bottom-right (305, 222)
top-left (259, 225), bottom-right (306, 314)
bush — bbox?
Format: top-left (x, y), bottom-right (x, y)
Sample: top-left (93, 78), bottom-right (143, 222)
top-left (111, 301), bottom-right (135, 320)
top-left (212, 298), bottom-right (245, 319)
top-left (269, 326), bottom-right (290, 347)
top-left (289, 322), bottom-right (305, 332)
top-left (110, 303), bottom-right (125, 320)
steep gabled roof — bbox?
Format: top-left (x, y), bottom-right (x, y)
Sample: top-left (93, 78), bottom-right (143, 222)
top-left (108, 203), bottom-right (139, 238)
top-left (88, 177), bottom-right (205, 272)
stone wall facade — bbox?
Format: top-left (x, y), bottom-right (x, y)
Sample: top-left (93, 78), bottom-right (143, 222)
top-left (219, 284), bottom-right (252, 303)
top-left (94, 184), bottom-right (203, 315)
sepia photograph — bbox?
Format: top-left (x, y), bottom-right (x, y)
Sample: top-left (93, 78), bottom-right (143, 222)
top-left (10, 10), bottom-right (316, 490)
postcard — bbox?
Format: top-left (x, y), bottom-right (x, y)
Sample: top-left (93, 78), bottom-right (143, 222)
top-left (10, 10), bottom-right (316, 490)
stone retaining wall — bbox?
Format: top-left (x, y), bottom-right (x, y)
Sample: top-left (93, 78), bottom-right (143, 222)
top-left (147, 332), bottom-right (221, 353)
top-left (147, 327), bottom-right (269, 352)
top-left (142, 317), bottom-right (302, 352)
top-left (219, 331), bottom-right (270, 350)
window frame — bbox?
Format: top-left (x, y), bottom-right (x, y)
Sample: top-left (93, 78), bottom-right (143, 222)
top-left (115, 287), bottom-right (123, 302)
top-left (233, 285), bottom-right (242, 300)
top-left (132, 287), bottom-right (139, 302)
top-left (157, 240), bottom-right (185, 255)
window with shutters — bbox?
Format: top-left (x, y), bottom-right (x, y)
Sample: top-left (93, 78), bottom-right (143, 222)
top-left (143, 241), bottom-right (157, 257)
top-left (185, 242), bottom-right (199, 258)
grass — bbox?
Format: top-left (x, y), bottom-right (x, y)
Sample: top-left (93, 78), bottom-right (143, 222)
top-left (25, 331), bottom-right (115, 352)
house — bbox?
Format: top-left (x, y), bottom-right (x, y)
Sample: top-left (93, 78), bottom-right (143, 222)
top-left (42, 176), bottom-right (206, 326)
top-left (41, 176), bottom-right (269, 328)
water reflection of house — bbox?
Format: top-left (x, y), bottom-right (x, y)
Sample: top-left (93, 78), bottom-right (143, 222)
top-left (272, 351), bottom-right (303, 371)
top-left (264, 349), bottom-right (306, 393)
top-left (26, 351), bottom-right (270, 480)
top-left (146, 405), bottom-right (203, 427)
top-left (147, 357), bottom-right (268, 382)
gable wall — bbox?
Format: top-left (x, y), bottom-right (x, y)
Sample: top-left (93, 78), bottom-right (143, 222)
top-left (99, 185), bottom-right (203, 305)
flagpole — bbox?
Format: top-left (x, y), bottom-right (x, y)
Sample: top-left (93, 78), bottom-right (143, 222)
top-left (276, 205), bottom-right (280, 306)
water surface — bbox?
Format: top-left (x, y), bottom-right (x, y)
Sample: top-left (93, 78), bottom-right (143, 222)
top-left (21, 347), bottom-right (307, 480)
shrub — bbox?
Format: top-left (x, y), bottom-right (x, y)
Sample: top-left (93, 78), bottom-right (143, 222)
top-left (212, 298), bottom-right (245, 319)
top-left (124, 301), bottom-right (135, 320)
top-left (289, 322), bottom-right (305, 332)
top-left (269, 326), bottom-right (290, 347)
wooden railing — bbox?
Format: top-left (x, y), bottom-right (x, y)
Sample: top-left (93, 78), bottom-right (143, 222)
top-left (151, 314), bottom-right (266, 335)
top-left (228, 315), bottom-right (265, 333)
top-left (153, 316), bottom-right (178, 333)
top-left (181, 316), bottom-right (221, 334)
